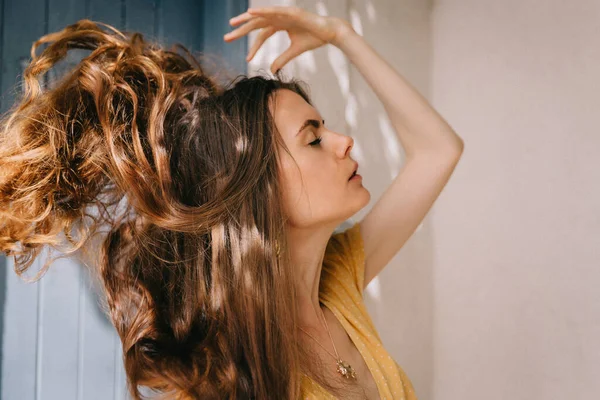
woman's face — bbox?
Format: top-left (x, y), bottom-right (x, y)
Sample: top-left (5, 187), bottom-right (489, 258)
top-left (271, 89), bottom-right (370, 228)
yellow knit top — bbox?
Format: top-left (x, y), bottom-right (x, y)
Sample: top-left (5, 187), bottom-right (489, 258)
top-left (300, 222), bottom-right (418, 399)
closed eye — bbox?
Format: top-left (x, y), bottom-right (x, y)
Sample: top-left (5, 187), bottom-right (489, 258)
top-left (309, 136), bottom-right (322, 146)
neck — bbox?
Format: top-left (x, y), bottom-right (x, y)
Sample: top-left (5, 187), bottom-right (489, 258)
top-left (286, 221), bottom-right (338, 328)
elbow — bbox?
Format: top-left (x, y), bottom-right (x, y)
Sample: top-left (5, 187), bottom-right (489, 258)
top-left (445, 133), bottom-right (464, 157)
top-left (454, 138), bottom-right (465, 155)
top-left (438, 137), bottom-right (465, 159)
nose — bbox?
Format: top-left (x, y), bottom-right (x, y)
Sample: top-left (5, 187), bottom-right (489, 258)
top-left (342, 134), bottom-right (354, 158)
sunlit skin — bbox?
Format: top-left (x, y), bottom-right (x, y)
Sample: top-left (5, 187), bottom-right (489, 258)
top-left (269, 89), bottom-right (370, 324)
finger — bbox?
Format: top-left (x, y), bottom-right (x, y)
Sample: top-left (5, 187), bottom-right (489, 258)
top-left (271, 45), bottom-right (301, 74)
top-left (224, 17), bottom-right (267, 42)
top-left (247, 26), bottom-right (276, 62)
top-left (247, 6), bottom-right (299, 17)
top-left (229, 11), bottom-right (254, 27)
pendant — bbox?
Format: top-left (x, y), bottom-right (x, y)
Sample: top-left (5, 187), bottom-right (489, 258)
top-left (336, 359), bottom-right (357, 380)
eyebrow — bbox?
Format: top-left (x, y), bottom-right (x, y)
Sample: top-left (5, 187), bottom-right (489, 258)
top-left (296, 119), bottom-right (324, 137)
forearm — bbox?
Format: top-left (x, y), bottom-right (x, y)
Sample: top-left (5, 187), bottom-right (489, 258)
top-left (332, 27), bottom-right (463, 158)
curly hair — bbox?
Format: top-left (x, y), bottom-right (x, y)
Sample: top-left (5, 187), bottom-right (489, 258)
top-left (0, 19), bottom-right (352, 399)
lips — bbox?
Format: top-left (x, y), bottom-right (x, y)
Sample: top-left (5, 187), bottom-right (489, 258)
top-left (348, 162), bottom-right (359, 181)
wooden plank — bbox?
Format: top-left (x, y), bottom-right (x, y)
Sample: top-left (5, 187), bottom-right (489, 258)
top-left (0, 0), bottom-right (47, 397)
top-left (47, 0), bottom-right (89, 87)
top-left (1, 259), bottom-right (40, 399)
top-left (0, 0), bottom-right (46, 113)
top-left (114, 339), bottom-right (127, 400)
top-left (125, 0), bottom-right (156, 40)
top-left (0, 0), bottom-right (5, 112)
top-left (0, 1), bottom-right (6, 396)
top-left (37, 256), bottom-right (81, 399)
top-left (87, 0), bottom-right (124, 30)
top-left (203, 0), bottom-right (248, 83)
top-left (159, 0), bottom-right (203, 53)
top-left (33, 2), bottom-right (89, 399)
top-left (80, 266), bottom-right (120, 400)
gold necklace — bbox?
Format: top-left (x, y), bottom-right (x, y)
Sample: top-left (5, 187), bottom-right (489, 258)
top-left (299, 305), bottom-right (357, 380)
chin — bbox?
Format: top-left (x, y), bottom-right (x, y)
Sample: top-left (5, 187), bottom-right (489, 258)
top-left (350, 189), bottom-right (371, 214)
top-left (359, 186), bottom-right (371, 202)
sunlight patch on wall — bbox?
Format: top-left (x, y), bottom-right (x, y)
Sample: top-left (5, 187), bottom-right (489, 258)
top-left (247, 0), bottom-right (296, 75)
top-left (315, 1), bottom-right (328, 16)
top-left (345, 92), bottom-right (366, 165)
top-left (327, 45), bottom-right (350, 96)
top-left (296, 51), bottom-right (317, 74)
top-left (345, 92), bottom-right (358, 130)
top-left (349, 8), bottom-right (363, 36)
top-left (365, 275), bottom-right (381, 301)
top-left (365, 0), bottom-right (377, 23)
top-left (248, 28), bottom-right (293, 74)
top-left (379, 113), bottom-right (403, 179)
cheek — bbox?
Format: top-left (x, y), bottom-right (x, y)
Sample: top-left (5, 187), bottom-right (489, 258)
top-left (277, 156), bottom-right (300, 208)
top-left (279, 154), bottom-right (327, 194)
top-left (278, 160), bottom-right (304, 206)
top-left (278, 158), bottom-right (341, 221)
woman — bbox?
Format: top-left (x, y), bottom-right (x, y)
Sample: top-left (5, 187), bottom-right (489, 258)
top-left (0, 5), bottom-right (463, 400)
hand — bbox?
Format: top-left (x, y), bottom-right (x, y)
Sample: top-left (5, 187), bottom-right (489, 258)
top-left (224, 6), bottom-right (354, 74)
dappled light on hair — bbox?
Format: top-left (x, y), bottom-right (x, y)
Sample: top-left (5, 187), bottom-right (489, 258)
top-left (0, 19), bottom-right (354, 399)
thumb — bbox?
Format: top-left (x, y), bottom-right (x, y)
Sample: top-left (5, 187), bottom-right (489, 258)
top-left (271, 45), bottom-right (301, 74)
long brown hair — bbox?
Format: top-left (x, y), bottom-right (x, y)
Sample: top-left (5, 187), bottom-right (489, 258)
top-left (0, 19), bottom-right (358, 399)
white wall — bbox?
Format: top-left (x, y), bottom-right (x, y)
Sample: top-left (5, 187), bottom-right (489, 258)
top-left (249, 0), bottom-right (600, 399)
top-left (430, 1), bottom-right (599, 399)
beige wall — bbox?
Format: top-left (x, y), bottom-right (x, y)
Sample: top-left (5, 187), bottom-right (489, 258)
top-left (248, 0), bottom-right (599, 399)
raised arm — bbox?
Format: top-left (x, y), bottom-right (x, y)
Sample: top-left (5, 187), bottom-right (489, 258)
top-left (331, 25), bottom-right (464, 287)
top-left (224, 6), bottom-right (464, 288)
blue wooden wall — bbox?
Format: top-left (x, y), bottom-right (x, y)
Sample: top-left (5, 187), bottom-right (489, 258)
top-left (0, 0), bottom-right (248, 398)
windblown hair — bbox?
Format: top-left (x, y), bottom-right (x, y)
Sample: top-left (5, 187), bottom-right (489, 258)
top-left (0, 20), bottom-right (352, 399)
